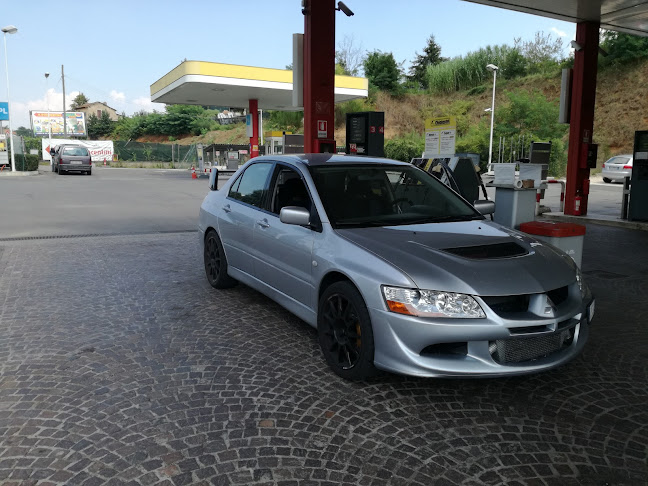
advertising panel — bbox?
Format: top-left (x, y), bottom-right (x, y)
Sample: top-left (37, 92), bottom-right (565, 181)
top-left (31, 111), bottom-right (86, 136)
top-left (0, 102), bottom-right (8, 121)
top-left (41, 138), bottom-right (113, 162)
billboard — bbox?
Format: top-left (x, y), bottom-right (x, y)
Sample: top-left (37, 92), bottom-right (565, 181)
top-left (0, 102), bottom-right (8, 121)
top-left (30, 111), bottom-right (86, 136)
top-left (41, 138), bottom-right (113, 163)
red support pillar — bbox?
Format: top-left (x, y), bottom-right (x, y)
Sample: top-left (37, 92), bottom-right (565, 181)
top-left (249, 98), bottom-right (259, 158)
top-left (303, 0), bottom-right (335, 153)
top-left (564, 21), bottom-right (600, 215)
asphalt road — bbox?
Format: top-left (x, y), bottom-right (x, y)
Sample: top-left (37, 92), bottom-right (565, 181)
top-left (0, 167), bottom-right (646, 485)
top-left (0, 167), bottom-right (628, 239)
top-left (0, 167), bottom-right (213, 238)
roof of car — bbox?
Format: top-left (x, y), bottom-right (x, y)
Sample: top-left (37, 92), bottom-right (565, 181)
top-left (253, 154), bottom-right (411, 167)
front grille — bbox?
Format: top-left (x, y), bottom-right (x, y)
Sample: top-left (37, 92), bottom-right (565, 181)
top-left (482, 294), bottom-right (530, 314)
top-left (490, 326), bottom-right (576, 364)
top-left (547, 285), bottom-right (569, 306)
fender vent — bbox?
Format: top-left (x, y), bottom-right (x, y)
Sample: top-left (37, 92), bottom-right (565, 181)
top-left (442, 242), bottom-right (528, 259)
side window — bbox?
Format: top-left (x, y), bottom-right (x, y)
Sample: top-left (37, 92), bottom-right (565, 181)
top-left (270, 167), bottom-right (312, 215)
top-left (228, 163), bottom-right (273, 208)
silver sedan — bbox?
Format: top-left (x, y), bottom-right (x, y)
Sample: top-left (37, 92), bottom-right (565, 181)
top-left (198, 155), bottom-right (594, 380)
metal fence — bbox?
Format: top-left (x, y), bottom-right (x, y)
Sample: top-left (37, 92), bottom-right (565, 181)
top-left (113, 141), bottom-right (198, 167)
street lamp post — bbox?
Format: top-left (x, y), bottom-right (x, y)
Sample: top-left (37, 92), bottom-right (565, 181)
top-left (486, 63), bottom-right (499, 173)
top-left (2, 25), bottom-right (18, 172)
top-left (45, 72), bottom-right (52, 164)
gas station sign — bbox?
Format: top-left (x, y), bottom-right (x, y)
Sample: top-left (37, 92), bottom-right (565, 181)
top-left (425, 117), bottom-right (456, 156)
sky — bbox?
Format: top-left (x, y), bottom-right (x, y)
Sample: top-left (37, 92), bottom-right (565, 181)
top-left (1, 0), bottom-right (576, 129)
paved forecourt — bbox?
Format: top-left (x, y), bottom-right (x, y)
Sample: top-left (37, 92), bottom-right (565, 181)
top-left (0, 225), bottom-right (646, 485)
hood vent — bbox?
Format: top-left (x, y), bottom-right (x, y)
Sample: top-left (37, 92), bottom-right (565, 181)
top-left (442, 242), bottom-right (528, 259)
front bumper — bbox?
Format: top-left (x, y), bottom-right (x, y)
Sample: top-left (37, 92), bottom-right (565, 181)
top-left (369, 297), bottom-right (594, 378)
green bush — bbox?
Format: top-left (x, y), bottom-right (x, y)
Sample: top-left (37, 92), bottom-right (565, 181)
top-left (384, 133), bottom-right (425, 162)
top-left (17, 154), bottom-right (40, 171)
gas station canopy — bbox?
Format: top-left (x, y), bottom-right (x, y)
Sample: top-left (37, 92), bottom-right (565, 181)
top-left (150, 61), bottom-right (368, 110)
top-left (465, 0), bottom-right (648, 36)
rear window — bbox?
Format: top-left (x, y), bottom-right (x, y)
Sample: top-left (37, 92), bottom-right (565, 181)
top-left (62, 147), bottom-right (89, 156)
top-left (608, 156), bottom-right (630, 165)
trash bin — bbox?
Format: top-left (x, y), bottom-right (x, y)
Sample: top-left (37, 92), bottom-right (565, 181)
top-left (519, 221), bottom-right (586, 267)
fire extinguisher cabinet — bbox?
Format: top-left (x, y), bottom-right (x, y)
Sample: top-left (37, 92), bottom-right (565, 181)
top-left (519, 221), bottom-right (586, 267)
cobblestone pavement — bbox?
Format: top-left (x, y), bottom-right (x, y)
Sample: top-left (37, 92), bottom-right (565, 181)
top-left (0, 225), bottom-right (646, 486)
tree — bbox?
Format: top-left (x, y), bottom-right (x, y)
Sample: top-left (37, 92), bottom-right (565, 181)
top-left (409, 35), bottom-right (444, 88)
top-left (515, 32), bottom-right (564, 73)
top-left (600, 31), bottom-right (648, 66)
top-left (335, 35), bottom-right (364, 76)
top-left (70, 93), bottom-right (89, 110)
top-left (87, 111), bottom-right (114, 139)
top-left (16, 126), bottom-right (32, 137)
top-left (363, 51), bottom-right (402, 94)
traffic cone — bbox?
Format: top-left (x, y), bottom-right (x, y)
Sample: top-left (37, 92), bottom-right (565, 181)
top-left (103, 158), bottom-right (107, 166)
top-left (191, 166), bottom-right (197, 179)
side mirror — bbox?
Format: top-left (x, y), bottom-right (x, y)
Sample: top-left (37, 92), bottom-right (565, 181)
top-left (280, 206), bottom-right (310, 226)
top-left (473, 199), bottom-right (495, 215)
top-left (208, 168), bottom-right (218, 190)
top-left (49, 149), bottom-right (56, 156)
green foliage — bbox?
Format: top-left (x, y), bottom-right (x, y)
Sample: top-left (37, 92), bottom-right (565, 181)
top-left (409, 34), bottom-right (445, 89)
top-left (600, 31), bottom-right (648, 66)
top-left (18, 154), bottom-right (40, 171)
top-left (514, 32), bottom-right (564, 74)
top-left (87, 111), bottom-right (114, 139)
top-left (70, 93), bottom-right (89, 110)
top-left (467, 85), bottom-right (486, 96)
top-left (267, 111), bottom-right (303, 131)
top-left (16, 126), bottom-right (32, 137)
top-left (163, 105), bottom-right (205, 136)
top-left (451, 89), bottom-right (568, 174)
top-left (426, 45), bottom-right (525, 94)
top-left (364, 51), bottom-right (403, 95)
top-left (384, 132), bottom-right (424, 162)
top-left (496, 89), bottom-right (567, 141)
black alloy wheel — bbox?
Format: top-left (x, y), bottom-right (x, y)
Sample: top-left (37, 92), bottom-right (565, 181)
top-left (318, 281), bottom-right (377, 380)
top-left (603, 177), bottom-right (611, 183)
top-left (203, 230), bottom-right (236, 289)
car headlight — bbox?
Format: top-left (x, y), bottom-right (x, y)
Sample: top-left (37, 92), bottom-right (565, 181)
top-left (382, 286), bottom-right (485, 318)
top-left (575, 267), bottom-right (590, 300)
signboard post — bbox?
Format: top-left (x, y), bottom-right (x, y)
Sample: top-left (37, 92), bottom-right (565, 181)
top-left (424, 117), bottom-right (456, 158)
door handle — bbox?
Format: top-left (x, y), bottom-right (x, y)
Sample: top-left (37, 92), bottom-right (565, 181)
top-left (256, 219), bottom-right (270, 229)
top-left (222, 204), bottom-right (231, 213)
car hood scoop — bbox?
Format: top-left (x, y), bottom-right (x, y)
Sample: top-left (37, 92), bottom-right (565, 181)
top-left (441, 242), bottom-right (528, 259)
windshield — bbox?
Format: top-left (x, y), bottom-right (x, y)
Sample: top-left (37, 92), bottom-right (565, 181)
top-left (309, 164), bottom-right (482, 228)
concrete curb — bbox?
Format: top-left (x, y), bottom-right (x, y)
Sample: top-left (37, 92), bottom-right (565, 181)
top-left (0, 170), bottom-right (40, 177)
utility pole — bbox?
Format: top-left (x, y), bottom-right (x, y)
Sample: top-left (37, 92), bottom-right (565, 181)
top-left (62, 64), bottom-right (67, 136)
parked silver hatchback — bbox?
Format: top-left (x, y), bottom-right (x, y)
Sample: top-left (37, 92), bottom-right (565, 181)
top-left (198, 155), bottom-right (594, 380)
top-left (601, 154), bottom-right (633, 183)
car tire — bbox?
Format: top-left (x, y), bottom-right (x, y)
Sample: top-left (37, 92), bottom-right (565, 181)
top-left (88, 169), bottom-right (92, 176)
top-left (58, 168), bottom-right (64, 175)
top-left (203, 230), bottom-right (237, 289)
top-left (318, 281), bottom-right (377, 381)
top-left (603, 177), bottom-right (611, 183)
